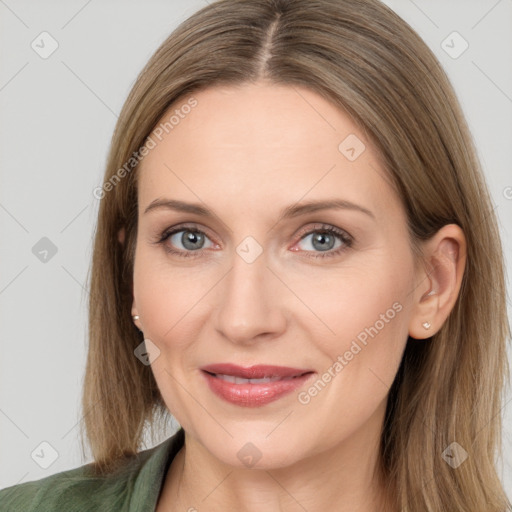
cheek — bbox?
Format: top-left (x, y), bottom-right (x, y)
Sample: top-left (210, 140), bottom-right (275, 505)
top-left (287, 252), bottom-right (413, 456)
top-left (297, 249), bottom-right (414, 409)
top-left (295, 256), bottom-right (412, 355)
top-left (309, 255), bottom-right (412, 402)
top-left (133, 248), bottom-right (195, 347)
top-left (133, 249), bottom-right (204, 427)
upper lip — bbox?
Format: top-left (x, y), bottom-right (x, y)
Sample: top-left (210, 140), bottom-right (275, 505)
top-left (200, 363), bottom-right (314, 379)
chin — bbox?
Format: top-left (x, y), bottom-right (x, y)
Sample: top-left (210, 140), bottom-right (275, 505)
top-left (201, 429), bottom-right (308, 470)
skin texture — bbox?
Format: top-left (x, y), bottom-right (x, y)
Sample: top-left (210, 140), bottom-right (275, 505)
top-left (128, 82), bottom-right (466, 511)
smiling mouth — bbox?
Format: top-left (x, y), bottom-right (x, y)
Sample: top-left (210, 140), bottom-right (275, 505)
top-left (199, 364), bottom-right (316, 407)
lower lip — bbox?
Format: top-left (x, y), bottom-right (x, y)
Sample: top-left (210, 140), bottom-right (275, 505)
top-left (201, 371), bottom-right (314, 407)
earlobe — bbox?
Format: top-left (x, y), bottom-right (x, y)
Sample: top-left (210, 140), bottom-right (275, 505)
top-left (118, 227), bottom-right (126, 245)
top-left (131, 302), bottom-right (142, 332)
top-left (408, 224), bottom-right (466, 340)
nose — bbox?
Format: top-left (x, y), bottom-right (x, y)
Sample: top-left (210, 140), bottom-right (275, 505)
top-left (213, 247), bottom-right (287, 346)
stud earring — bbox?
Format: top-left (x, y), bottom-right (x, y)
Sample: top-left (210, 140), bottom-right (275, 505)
top-left (132, 315), bottom-right (142, 333)
top-left (422, 321), bottom-right (431, 330)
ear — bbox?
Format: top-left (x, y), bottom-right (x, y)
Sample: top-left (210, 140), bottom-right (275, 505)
top-left (131, 297), bottom-right (143, 332)
top-left (121, 226), bottom-right (142, 331)
top-left (118, 226), bottom-right (126, 245)
top-left (408, 224), bottom-right (466, 340)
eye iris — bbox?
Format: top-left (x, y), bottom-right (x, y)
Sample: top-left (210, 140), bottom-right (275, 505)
top-left (182, 230), bottom-right (204, 250)
top-left (312, 232), bottom-right (335, 251)
top-left (163, 226), bottom-right (346, 256)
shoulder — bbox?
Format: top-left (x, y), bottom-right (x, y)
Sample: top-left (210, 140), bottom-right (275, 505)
top-left (0, 463), bottom-right (112, 512)
top-left (0, 457), bottom-right (148, 512)
top-left (0, 429), bottom-right (184, 512)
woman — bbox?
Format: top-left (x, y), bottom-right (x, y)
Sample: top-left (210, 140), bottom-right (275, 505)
top-left (1, 0), bottom-right (510, 510)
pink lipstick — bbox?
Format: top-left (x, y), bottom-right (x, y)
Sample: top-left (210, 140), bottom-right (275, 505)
top-left (200, 363), bottom-right (315, 407)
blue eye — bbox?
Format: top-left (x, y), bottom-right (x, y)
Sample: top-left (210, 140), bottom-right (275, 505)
top-left (294, 224), bottom-right (353, 259)
top-left (155, 223), bottom-right (352, 259)
top-left (157, 226), bottom-right (215, 258)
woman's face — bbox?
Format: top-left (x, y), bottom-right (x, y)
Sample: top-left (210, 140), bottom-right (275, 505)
top-left (132, 82), bottom-right (420, 469)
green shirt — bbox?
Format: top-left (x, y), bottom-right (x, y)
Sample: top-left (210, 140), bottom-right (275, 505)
top-left (0, 428), bottom-right (185, 511)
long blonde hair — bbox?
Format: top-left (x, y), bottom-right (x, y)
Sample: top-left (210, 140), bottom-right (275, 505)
top-left (81, 0), bottom-right (511, 509)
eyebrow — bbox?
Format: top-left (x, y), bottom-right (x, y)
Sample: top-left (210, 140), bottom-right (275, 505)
top-left (144, 198), bottom-right (375, 221)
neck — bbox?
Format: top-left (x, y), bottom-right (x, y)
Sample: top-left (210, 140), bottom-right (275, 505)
top-left (158, 403), bottom-right (394, 511)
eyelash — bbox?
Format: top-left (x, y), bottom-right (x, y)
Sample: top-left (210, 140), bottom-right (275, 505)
top-left (153, 223), bottom-right (353, 260)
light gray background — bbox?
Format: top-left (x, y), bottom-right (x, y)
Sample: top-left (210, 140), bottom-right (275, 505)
top-left (1, 0), bottom-right (511, 498)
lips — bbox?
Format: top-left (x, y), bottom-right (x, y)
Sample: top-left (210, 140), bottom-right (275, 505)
top-left (200, 363), bottom-right (315, 407)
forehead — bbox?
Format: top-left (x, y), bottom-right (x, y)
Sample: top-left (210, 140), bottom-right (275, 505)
top-left (137, 83), bottom-right (398, 220)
